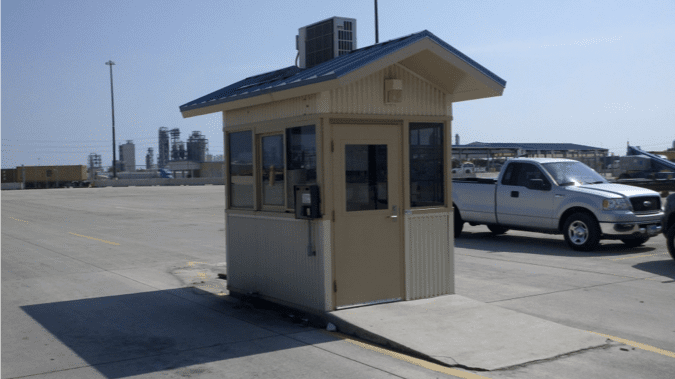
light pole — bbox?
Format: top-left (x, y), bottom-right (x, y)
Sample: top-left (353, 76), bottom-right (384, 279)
top-left (105, 60), bottom-right (117, 179)
top-left (374, 0), bottom-right (379, 44)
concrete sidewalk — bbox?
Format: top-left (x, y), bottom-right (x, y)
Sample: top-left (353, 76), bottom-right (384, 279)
top-left (325, 295), bottom-right (609, 371)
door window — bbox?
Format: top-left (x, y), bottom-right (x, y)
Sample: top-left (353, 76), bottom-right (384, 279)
top-left (515, 163), bottom-right (550, 189)
top-left (345, 144), bottom-right (388, 211)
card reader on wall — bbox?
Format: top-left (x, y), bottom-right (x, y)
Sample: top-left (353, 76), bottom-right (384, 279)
top-left (294, 185), bottom-right (320, 219)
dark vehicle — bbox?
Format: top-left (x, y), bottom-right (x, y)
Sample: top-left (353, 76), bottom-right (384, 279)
top-left (663, 193), bottom-right (675, 260)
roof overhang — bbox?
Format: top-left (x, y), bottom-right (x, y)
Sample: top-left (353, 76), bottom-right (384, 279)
top-left (337, 37), bottom-right (505, 103)
top-left (181, 35), bottom-right (505, 119)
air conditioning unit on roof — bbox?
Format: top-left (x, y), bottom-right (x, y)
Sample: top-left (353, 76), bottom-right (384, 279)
top-left (296, 17), bottom-right (357, 69)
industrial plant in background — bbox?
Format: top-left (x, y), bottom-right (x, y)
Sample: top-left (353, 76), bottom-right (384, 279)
top-left (145, 148), bottom-right (154, 169)
top-left (119, 140), bottom-right (135, 172)
top-left (158, 127), bottom-right (170, 168)
top-left (158, 127), bottom-right (213, 178)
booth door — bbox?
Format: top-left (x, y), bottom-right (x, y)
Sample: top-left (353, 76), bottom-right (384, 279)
top-left (333, 124), bottom-right (403, 308)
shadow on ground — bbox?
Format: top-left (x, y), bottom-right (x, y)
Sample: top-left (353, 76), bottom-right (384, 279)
top-left (21, 287), bottom-right (321, 378)
top-left (633, 259), bottom-right (675, 281)
top-left (455, 229), bottom-right (656, 258)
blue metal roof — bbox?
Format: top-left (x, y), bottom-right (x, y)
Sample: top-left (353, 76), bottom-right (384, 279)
top-left (180, 30), bottom-right (506, 113)
top-left (454, 143), bottom-right (607, 151)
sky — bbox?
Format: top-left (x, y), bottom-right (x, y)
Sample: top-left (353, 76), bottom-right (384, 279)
top-left (2, 0), bottom-right (674, 169)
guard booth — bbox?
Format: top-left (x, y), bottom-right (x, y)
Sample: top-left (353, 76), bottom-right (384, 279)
top-left (180, 27), bottom-right (505, 312)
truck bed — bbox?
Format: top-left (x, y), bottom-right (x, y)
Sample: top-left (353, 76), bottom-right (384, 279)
top-left (452, 179), bottom-right (497, 224)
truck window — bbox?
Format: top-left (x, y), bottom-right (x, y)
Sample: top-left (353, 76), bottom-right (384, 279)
top-left (501, 163), bottom-right (521, 186)
top-left (516, 164), bottom-right (549, 187)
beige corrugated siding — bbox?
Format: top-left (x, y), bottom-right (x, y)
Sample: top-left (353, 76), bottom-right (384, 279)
top-left (404, 212), bottom-right (453, 300)
top-left (224, 64), bottom-right (448, 127)
top-left (225, 95), bottom-right (318, 127)
top-left (226, 214), bottom-right (329, 311)
top-left (331, 65), bottom-right (447, 116)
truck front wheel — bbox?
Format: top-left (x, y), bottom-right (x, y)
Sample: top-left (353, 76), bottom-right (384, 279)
top-left (563, 213), bottom-right (600, 251)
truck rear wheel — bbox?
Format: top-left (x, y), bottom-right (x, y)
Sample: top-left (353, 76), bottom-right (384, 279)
top-left (487, 225), bottom-right (508, 235)
top-left (563, 213), bottom-right (600, 251)
top-left (454, 209), bottom-right (464, 238)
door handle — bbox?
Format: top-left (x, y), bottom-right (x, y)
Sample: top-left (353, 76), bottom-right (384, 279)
top-left (389, 205), bottom-right (398, 220)
top-left (511, 191), bottom-right (519, 198)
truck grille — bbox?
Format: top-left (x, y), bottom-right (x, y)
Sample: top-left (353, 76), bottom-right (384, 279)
top-left (630, 196), bottom-right (661, 212)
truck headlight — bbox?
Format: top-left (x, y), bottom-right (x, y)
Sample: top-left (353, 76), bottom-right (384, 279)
top-left (603, 198), bottom-right (631, 210)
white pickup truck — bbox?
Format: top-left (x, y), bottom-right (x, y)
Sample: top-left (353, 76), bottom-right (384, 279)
top-left (452, 158), bottom-right (663, 251)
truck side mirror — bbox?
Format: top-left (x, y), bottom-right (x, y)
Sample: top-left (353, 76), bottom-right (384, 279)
top-left (526, 178), bottom-right (549, 191)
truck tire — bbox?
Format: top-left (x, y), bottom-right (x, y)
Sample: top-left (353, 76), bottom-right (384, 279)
top-left (454, 209), bottom-right (464, 238)
top-left (666, 224), bottom-right (675, 260)
top-left (563, 213), bottom-right (600, 251)
top-left (487, 225), bottom-right (508, 235)
top-left (620, 236), bottom-right (649, 248)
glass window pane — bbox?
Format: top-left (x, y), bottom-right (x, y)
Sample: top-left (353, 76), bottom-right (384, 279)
top-left (409, 123), bottom-right (444, 207)
top-left (346, 144), bottom-right (388, 212)
top-left (286, 125), bottom-right (316, 209)
top-left (229, 131), bottom-right (253, 208)
top-left (501, 163), bottom-right (519, 186)
top-left (516, 163), bottom-right (546, 187)
top-left (261, 134), bottom-right (284, 206)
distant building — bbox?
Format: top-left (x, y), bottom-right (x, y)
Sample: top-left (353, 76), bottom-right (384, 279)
top-left (88, 153), bottom-right (102, 178)
top-left (158, 127), bottom-right (169, 168)
top-left (452, 142), bottom-right (609, 171)
top-left (119, 140), bottom-right (136, 172)
top-left (145, 148), bottom-right (154, 169)
top-left (187, 131), bottom-right (208, 162)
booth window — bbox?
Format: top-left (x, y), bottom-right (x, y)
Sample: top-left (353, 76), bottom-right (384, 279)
top-left (261, 134), bottom-right (285, 206)
top-left (286, 125), bottom-right (316, 209)
top-left (228, 131), bottom-right (253, 208)
top-left (409, 122), bottom-right (444, 207)
top-left (346, 144), bottom-right (388, 211)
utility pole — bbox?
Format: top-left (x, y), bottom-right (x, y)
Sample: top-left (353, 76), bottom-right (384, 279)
top-left (105, 60), bottom-right (117, 179)
top-left (374, 0), bottom-right (379, 44)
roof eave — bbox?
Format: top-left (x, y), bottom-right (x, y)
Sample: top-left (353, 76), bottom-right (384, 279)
top-left (180, 78), bottom-right (339, 118)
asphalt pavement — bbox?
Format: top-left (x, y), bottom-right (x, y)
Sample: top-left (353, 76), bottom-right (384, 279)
top-left (2, 186), bottom-right (674, 378)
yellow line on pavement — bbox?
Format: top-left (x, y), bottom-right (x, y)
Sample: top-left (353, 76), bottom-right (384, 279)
top-left (588, 331), bottom-right (675, 358)
top-left (9, 217), bottom-right (30, 223)
top-left (68, 232), bottom-right (120, 246)
top-left (609, 253), bottom-right (668, 261)
top-left (325, 331), bottom-right (491, 379)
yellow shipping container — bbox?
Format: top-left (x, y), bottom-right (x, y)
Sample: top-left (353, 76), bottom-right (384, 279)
top-left (20, 165), bottom-right (88, 183)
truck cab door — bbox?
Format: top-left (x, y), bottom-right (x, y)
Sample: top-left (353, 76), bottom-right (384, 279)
top-left (496, 163), bottom-right (555, 229)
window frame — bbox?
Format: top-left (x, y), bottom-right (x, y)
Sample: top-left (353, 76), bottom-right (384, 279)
top-left (285, 124), bottom-right (318, 212)
top-left (225, 120), bottom-right (319, 214)
top-left (257, 131), bottom-right (287, 212)
top-left (408, 122), bottom-right (445, 208)
top-left (227, 130), bottom-right (255, 210)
